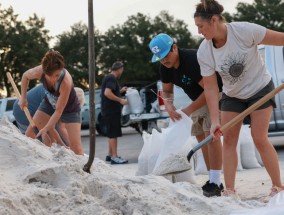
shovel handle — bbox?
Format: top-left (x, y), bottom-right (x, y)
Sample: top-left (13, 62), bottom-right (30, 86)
top-left (187, 83), bottom-right (284, 162)
top-left (6, 72), bottom-right (41, 139)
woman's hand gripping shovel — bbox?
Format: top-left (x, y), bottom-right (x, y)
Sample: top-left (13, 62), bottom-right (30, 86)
top-left (187, 83), bottom-right (284, 163)
top-left (6, 72), bottom-right (42, 141)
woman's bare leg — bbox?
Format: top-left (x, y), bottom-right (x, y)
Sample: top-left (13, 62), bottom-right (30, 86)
top-left (250, 106), bottom-right (283, 188)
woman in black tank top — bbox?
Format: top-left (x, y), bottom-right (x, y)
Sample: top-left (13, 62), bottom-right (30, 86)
top-left (19, 50), bottom-right (83, 155)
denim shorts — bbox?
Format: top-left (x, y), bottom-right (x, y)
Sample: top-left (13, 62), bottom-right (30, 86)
top-left (191, 105), bottom-right (211, 136)
top-left (220, 79), bottom-right (276, 113)
top-left (38, 99), bottom-right (81, 123)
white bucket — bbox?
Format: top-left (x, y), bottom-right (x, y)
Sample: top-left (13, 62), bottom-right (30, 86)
top-left (125, 88), bottom-right (144, 114)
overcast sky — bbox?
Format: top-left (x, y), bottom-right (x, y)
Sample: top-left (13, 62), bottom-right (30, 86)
top-left (1, 0), bottom-right (254, 38)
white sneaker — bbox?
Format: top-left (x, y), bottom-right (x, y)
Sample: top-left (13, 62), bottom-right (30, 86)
top-left (111, 156), bottom-right (128, 164)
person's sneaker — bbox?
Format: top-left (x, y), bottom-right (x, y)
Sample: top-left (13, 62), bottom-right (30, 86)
top-left (111, 156), bottom-right (128, 165)
top-left (105, 155), bottom-right (111, 162)
top-left (106, 155), bottom-right (122, 162)
top-left (202, 180), bottom-right (210, 192)
top-left (203, 182), bottom-right (224, 197)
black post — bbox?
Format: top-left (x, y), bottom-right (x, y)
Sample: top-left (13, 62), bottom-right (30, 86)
top-left (83, 0), bottom-right (96, 173)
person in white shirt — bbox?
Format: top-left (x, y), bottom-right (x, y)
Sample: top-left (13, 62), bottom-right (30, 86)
top-left (194, 0), bottom-right (284, 198)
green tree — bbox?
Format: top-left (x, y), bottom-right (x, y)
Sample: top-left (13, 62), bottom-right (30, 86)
top-left (225, 0), bottom-right (284, 31)
top-left (98, 11), bottom-right (197, 85)
top-left (54, 22), bottom-right (102, 89)
top-left (0, 5), bottom-right (50, 97)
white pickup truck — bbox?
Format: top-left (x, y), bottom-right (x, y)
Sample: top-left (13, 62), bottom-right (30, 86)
top-left (259, 45), bottom-right (284, 137)
top-left (0, 97), bottom-right (17, 125)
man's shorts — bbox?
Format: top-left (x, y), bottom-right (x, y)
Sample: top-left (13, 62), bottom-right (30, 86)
top-left (191, 105), bottom-right (211, 136)
top-left (220, 79), bottom-right (276, 113)
top-left (100, 114), bottom-right (122, 138)
top-left (38, 99), bottom-right (81, 123)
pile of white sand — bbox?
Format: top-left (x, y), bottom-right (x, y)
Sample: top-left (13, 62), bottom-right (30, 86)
top-left (0, 118), bottom-right (281, 215)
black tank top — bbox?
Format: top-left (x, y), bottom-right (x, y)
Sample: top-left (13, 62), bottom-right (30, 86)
top-left (41, 69), bottom-right (80, 113)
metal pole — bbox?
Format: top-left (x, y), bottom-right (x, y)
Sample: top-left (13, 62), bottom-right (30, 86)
top-left (83, 0), bottom-right (96, 173)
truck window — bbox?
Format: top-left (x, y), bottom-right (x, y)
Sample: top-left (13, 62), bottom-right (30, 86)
top-left (6, 99), bottom-right (16, 111)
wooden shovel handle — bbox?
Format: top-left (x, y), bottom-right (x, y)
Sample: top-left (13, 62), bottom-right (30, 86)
top-left (219, 83), bottom-right (284, 134)
top-left (6, 72), bottom-right (37, 129)
top-left (187, 82), bottom-right (284, 162)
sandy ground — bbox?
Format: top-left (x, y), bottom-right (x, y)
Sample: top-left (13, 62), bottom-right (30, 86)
top-left (1, 117), bottom-right (284, 215)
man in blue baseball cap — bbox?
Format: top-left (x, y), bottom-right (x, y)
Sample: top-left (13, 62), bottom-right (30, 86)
top-left (149, 33), bottom-right (224, 197)
top-left (149, 33), bottom-right (174, 63)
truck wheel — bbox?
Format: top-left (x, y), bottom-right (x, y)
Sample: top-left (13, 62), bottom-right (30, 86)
top-left (134, 121), bottom-right (149, 135)
top-left (96, 113), bottom-right (103, 135)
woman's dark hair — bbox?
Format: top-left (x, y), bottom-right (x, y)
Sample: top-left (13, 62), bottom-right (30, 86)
top-left (41, 49), bottom-right (65, 76)
top-left (194, 0), bottom-right (225, 22)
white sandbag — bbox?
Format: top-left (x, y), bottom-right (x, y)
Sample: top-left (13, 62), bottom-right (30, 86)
top-left (239, 125), bottom-right (261, 169)
top-left (175, 160), bottom-right (197, 184)
top-left (125, 88), bottom-right (144, 114)
top-left (194, 135), bottom-right (243, 175)
top-left (193, 137), bottom-right (208, 175)
top-left (194, 149), bottom-right (208, 175)
top-left (135, 131), bottom-right (152, 176)
top-left (147, 129), bottom-right (165, 174)
top-left (122, 104), bottom-right (131, 116)
top-left (152, 111), bottom-right (193, 176)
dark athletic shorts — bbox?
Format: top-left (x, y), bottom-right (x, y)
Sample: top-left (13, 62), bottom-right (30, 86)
top-left (38, 99), bottom-right (81, 123)
top-left (220, 79), bottom-right (276, 113)
top-left (101, 114), bottom-right (122, 138)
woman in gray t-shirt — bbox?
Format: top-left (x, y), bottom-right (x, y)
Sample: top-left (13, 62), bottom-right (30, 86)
top-left (194, 0), bottom-right (284, 198)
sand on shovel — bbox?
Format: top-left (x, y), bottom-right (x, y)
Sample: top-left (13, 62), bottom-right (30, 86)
top-left (152, 144), bottom-right (192, 176)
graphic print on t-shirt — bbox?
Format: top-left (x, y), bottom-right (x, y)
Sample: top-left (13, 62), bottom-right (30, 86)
top-left (220, 52), bottom-right (248, 85)
top-left (181, 74), bottom-right (193, 86)
top-left (45, 91), bottom-right (58, 109)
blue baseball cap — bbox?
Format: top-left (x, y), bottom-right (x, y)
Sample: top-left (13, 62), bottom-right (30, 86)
top-left (149, 33), bottom-right (174, 63)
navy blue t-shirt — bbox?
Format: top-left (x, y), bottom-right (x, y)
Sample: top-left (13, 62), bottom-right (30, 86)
top-left (101, 74), bottom-right (122, 116)
top-left (160, 48), bottom-right (222, 101)
top-left (13, 84), bottom-right (45, 125)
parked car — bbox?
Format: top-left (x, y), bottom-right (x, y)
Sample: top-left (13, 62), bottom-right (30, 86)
top-left (0, 97), bottom-right (17, 125)
top-left (259, 45), bottom-right (284, 139)
top-left (81, 82), bottom-right (191, 135)
top-left (81, 89), bottom-right (101, 131)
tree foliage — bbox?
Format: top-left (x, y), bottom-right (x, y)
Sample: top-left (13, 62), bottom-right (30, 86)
top-left (0, 5), bottom-right (50, 97)
top-left (54, 22), bottom-right (103, 89)
top-left (53, 11), bottom-right (197, 88)
top-left (98, 11), bottom-right (197, 85)
top-left (225, 0), bottom-right (284, 31)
